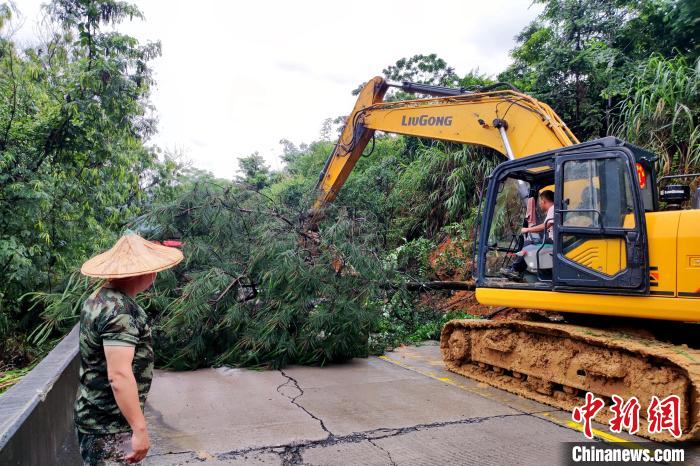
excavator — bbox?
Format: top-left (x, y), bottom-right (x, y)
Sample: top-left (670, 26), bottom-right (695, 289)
top-left (310, 76), bottom-right (700, 442)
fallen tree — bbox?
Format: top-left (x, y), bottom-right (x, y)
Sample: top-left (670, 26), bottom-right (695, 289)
top-left (131, 178), bottom-right (402, 370)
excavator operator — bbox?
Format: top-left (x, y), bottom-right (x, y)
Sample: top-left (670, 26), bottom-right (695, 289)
top-left (500, 190), bottom-right (554, 281)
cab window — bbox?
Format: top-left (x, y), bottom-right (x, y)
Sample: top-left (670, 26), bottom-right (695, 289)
top-left (484, 177), bottom-right (527, 277)
top-left (562, 158), bottom-right (636, 229)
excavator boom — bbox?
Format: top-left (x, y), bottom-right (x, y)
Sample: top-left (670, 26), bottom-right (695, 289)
top-left (313, 76), bottom-right (578, 212)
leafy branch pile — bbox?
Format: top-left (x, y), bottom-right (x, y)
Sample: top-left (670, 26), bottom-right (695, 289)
top-left (134, 179), bottom-right (397, 369)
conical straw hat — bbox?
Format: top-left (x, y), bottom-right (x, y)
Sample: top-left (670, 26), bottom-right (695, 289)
top-left (81, 233), bottom-right (184, 278)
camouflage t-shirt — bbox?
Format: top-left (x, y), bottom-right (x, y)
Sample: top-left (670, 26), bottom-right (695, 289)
top-left (74, 286), bottom-right (154, 434)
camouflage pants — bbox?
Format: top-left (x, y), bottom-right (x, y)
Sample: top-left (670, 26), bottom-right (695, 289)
top-left (77, 431), bottom-right (131, 465)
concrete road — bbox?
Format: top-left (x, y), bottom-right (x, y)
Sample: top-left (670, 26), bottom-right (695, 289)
top-left (140, 342), bottom-right (674, 466)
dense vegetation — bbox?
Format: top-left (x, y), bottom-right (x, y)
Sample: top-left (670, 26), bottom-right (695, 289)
top-left (1, 0), bottom-right (697, 381)
top-left (0, 0), bottom-right (179, 369)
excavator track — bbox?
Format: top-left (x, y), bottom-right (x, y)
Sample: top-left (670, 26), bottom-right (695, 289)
top-left (440, 319), bottom-right (700, 442)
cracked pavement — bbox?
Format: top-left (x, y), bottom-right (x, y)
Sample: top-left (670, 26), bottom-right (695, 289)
top-left (131, 342), bottom-right (652, 465)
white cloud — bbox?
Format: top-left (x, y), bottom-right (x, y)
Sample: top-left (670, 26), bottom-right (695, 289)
top-left (11, 0), bottom-right (541, 179)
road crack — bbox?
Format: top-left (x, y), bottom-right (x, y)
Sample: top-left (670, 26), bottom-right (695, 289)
top-left (367, 438), bottom-right (397, 466)
top-left (210, 412), bottom-right (526, 464)
top-left (277, 369), bottom-right (333, 438)
top-left (146, 410), bottom-right (579, 464)
top-left (278, 444), bottom-right (305, 466)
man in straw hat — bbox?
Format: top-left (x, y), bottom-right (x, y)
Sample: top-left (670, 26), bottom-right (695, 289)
top-left (75, 232), bottom-right (183, 465)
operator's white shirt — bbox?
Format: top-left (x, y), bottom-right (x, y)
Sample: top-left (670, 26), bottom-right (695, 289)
top-left (545, 205), bottom-right (554, 240)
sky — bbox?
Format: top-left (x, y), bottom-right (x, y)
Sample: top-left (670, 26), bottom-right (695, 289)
top-left (11, 0), bottom-right (542, 179)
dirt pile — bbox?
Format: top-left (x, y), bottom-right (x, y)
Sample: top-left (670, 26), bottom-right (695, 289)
top-left (418, 290), bottom-right (494, 317)
top-left (428, 236), bottom-right (472, 281)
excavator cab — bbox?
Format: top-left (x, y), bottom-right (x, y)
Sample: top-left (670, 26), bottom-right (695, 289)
top-left (476, 137), bottom-right (654, 294)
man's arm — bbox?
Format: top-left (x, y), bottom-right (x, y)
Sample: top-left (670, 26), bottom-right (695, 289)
top-left (104, 345), bottom-right (150, 463)
top-left (522, 222), bottom-right (546, 234)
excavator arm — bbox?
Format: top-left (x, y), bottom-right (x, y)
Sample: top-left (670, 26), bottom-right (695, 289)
top-left (313, 76), bottom-right (578, 214)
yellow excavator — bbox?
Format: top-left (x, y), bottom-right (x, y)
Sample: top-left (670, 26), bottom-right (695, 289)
top-left (311, 76), bottom-right (700, 442)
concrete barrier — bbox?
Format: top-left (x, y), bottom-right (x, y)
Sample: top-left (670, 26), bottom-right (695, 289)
top-left (0, 324), bottom-right (81, 465)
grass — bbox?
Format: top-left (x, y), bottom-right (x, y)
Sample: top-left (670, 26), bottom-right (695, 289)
top-left (369, 308), bottom-right (479, 355)
top-left (617, 55), bottom-right (699, 175)
top-left (407, 310), bottom-right (480, 342)
top-left (0, 367), bottom-right (32, 395)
